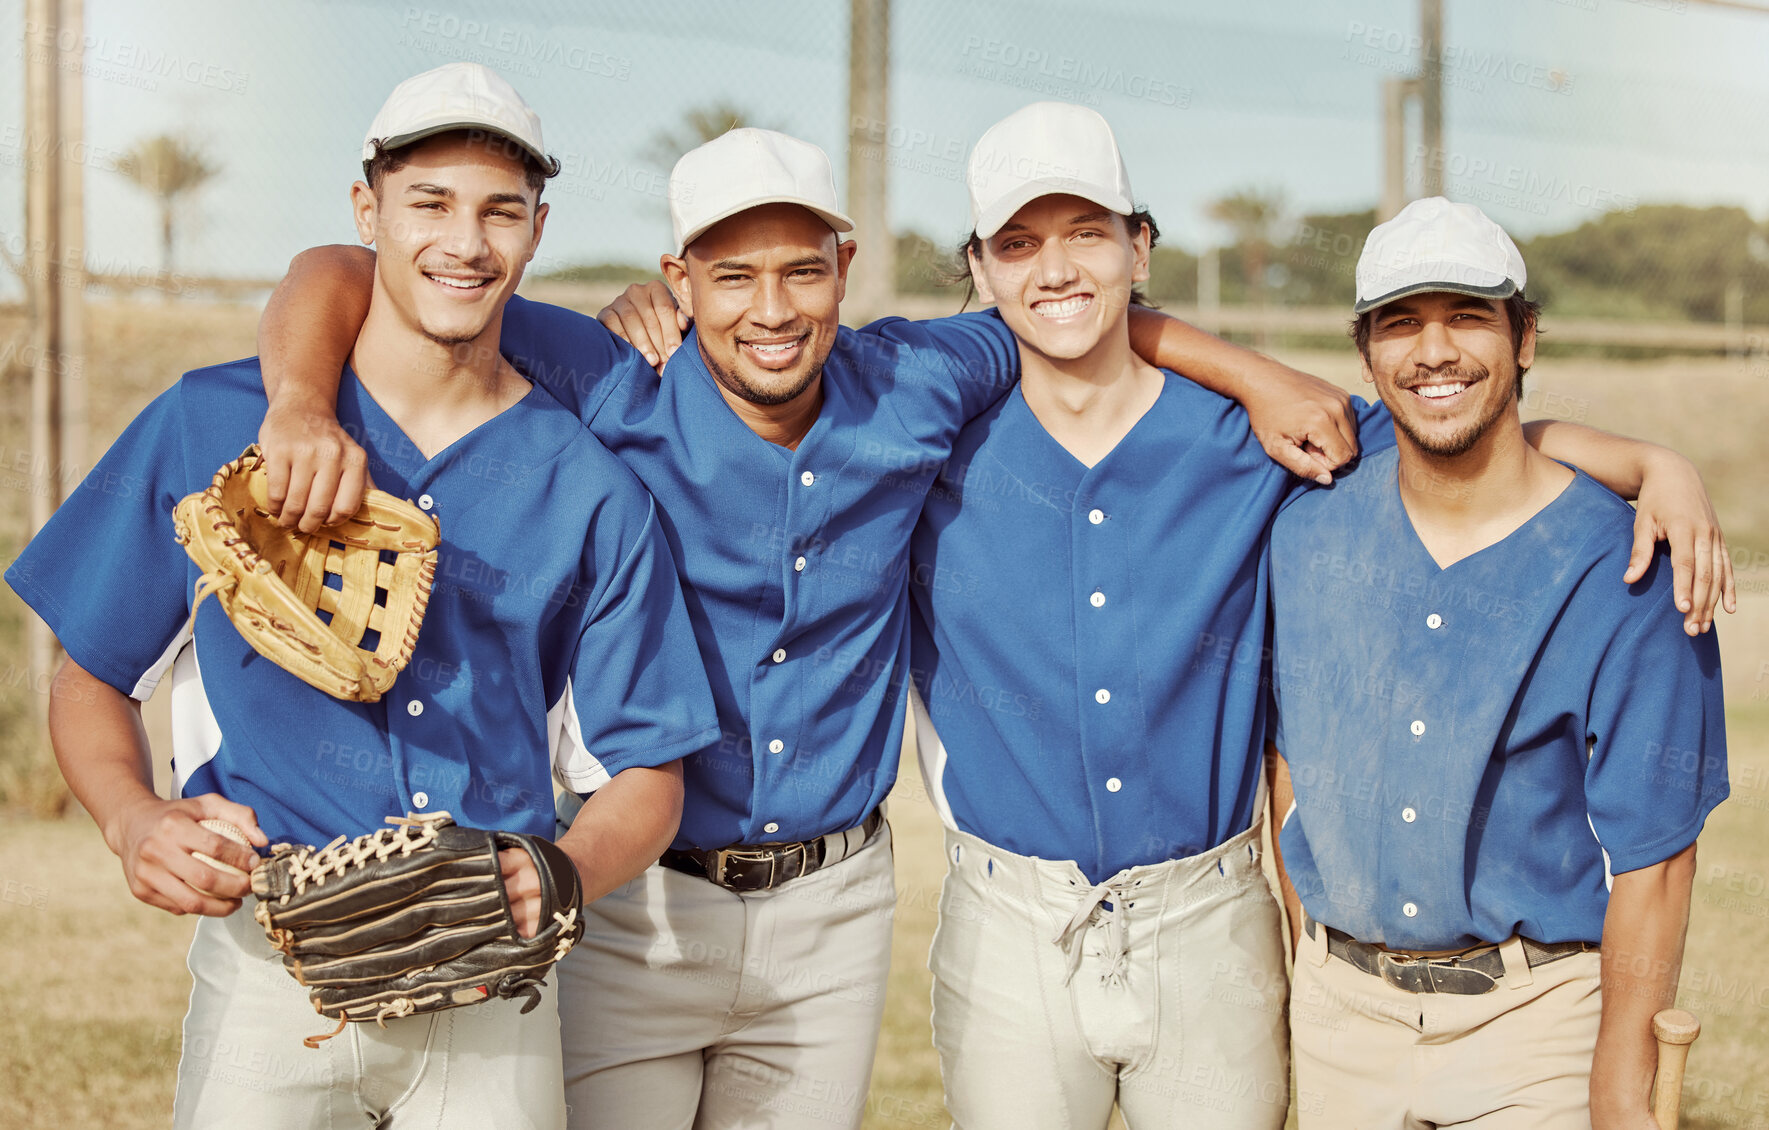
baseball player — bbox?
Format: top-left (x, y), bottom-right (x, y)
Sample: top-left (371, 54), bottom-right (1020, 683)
top-left (904, 101), bottom-right (1349, 1129)
top-left (248, 124), bottom-right (1375, 1128)
top-left (1266, 198), bottom-right (1729, 1128)
top-left (5, 63), bottom-right (717, 1129)
top-left (901, 103), bottom-right (1734, 1130)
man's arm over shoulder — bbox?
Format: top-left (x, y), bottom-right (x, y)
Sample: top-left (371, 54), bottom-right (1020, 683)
top-left (496, 293), bottom-right (652, 422)
top-left (854, 308), bottom-right (1021, 428)
top-left (255, 244), bottom-right (646, 530)
top-left (1127, 308), bottom-right (1359, 483)
top-left (1525, 422), bottom-right (1735, 633)
top-left (256, 245), bottom-right (374, 530)
top-left (1347, 395), bottom-right (1734, 632)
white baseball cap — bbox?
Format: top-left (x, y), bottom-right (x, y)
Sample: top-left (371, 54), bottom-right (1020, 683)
top-left (966, 102), bottom-right (1135, 240)
top-left (362, 62), bottom-right (556, 173)
top-left (669, 128), bottom-right (854, 256)
top-left (1355, 196), bottom-right (1527, 315)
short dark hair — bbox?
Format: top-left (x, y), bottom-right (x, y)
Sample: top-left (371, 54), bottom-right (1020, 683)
top-left (1350, 290), bottom-right (1544, 391)
top-left (948, 207), bottom-right (1162, 312)
top-left (362, 128), bottom-right (559, 200)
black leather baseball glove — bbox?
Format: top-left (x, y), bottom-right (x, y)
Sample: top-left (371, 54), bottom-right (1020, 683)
top-left (250, 811), bottom-right (583, 1047)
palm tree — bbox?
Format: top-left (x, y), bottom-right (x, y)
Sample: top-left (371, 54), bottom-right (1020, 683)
top-left (116, 134), bottom-right (219, 277)
top-left (642, 102), bottom-right (768, 170)
top-left (1207, 189), bottom-right (1287, 344)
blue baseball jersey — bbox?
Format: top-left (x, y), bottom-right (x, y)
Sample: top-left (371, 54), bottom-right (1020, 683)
top-left (1268, 446), bottom-right (1728, 950)
top-left (6, 361), bottom-right (719, 846)
top-left (495, 295), bottom-right (1019, 849)
top-left (909, 381), bottom-right (1396, 884)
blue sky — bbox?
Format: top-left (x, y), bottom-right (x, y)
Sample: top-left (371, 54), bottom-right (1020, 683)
top-left (0, 0), bottom-right (1765, 295)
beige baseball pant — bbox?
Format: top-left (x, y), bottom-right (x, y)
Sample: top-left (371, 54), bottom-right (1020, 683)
top-left (1289, 915), bottom-right (1603, 1129)
top-left (929, 822), bottom-right (1289, 1130)
top-left (174, 903), bottom-right (565, 1129)
top-left (558, 822), bottom-right (895, 1130)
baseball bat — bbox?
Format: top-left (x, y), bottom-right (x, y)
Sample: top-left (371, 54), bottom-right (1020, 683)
top-left (1651, 1007), bottom-right (1700, 1130)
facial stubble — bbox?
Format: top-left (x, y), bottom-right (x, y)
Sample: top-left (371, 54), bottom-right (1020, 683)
top-left (1390, 362), bottom-right (1518, 458)
top-left (702, 346), bottom-right (823, 407)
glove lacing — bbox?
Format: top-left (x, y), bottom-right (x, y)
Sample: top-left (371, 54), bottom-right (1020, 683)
top-left (549, 907), bottom-right (581, 962)
top-left (271, 812), bottom-right (451, 897)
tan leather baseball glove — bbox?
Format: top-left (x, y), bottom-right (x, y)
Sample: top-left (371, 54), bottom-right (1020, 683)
top-left (173, 445), bottom-right (440, 702)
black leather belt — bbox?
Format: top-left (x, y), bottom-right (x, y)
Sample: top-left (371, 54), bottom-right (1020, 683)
top-left (1307, 919), bottom-right (1597, 995)
top-left (660, 809), bottom-right (884, 893)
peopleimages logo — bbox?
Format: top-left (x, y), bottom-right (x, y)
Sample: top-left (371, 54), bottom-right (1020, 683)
top-left (1342, 22), bottom-right (1575, 96)
top-left (21, 20), bottom-right (250, 95)
top-left (399, 8), bottom-right (632, 81)
top-left (957, 36), bottom-right (1191, 109)
top-left (1408, 147), bottom-right (1639, 216)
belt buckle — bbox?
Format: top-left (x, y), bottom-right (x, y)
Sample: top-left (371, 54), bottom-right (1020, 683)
top-left (710, 847), bottom-right (767, 891)
top-left (1378, 950), bottom-right (1497, 995)
top-left (1375, 950), bottom-right (1434, 994)
top-left (710, 842), bottom-right (809, 892)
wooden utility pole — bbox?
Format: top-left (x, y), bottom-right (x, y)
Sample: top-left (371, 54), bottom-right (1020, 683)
top-left (1380, 78), bottom-right (1414, 221)
top-left (23, 0), bottom-right (86, 695)
top-left (58, 1), bottom-right (85, 500)
top-left (1419, 0), bottom-right (1444, 197)
top-left (1196, 246), bottom-right (1220, 334)
top-left (1378, 0), bottom-right (1445, 218)
top-left (846, 0), bottom-right (893, 323)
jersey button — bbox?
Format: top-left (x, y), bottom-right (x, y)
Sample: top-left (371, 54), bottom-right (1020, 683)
top-left (1426, 613), bottom-right (1443, 630)
top-left (794, 556), bottom-right (807, 572)
top-left (1106, 777), bottom-right (1122, 793)
top-left (1409, 719), bottom-right (1425, 737)
top-left (418, 494), bottom-right (435, 511)
top-left (1094, 688), bottom-right (1111, 705)
top-left (800, 471), bottom-right (816, 487)
top-left (1402, 901), bottom-right (1419, 918)
top-left (407, 700), bottom-right (424, 717)
top-left (768, 739), bottom-right (785, 754)
top-left (1402, 806), bottom-right (1417, 823)
top-left (1087, 508), bottom-right (1105, 525)
top-left (772, 649), bottom-right (787, 663)
top-left (1090, 591), bottom-right (1106, 608)
top-left (412, 791), bottom-right (430, 809)
top-left (763, 822), bottom-right (780, 835)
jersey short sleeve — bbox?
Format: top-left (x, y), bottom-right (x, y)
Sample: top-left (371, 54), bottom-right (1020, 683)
top-left (6, 384), bottom-right (192, 699)
top-left (552, 493), bottom-right (720, 793)
top-left (854, 309), bottom-right (1020, 425)
top-left (498, 293), bottom-right (654, 427)
top-left (1584, 550), bottom-right (1728, 874)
